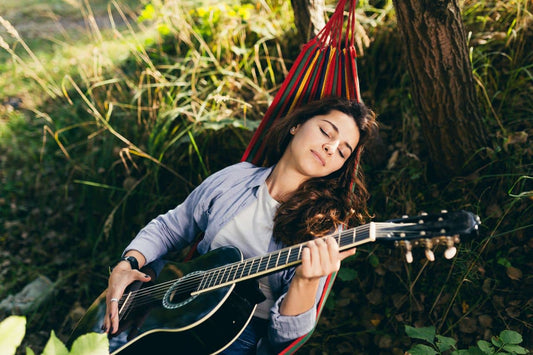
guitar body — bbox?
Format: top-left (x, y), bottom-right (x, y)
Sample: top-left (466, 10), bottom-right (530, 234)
top-left (69, 247), bottom-right (260, 355)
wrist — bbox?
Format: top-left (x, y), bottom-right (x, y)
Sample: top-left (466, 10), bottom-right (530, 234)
top-left (111, 255), bottom-right (139, 272)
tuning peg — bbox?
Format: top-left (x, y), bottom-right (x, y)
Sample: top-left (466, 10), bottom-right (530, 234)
top-left (423, 239), bottom-right (435, 261)
top-left (444, 236), bottom-right (458, 259)
top-left (444, 246), bottom-right (457, 259)
top-left (404, 241), bottom-right (413, 263)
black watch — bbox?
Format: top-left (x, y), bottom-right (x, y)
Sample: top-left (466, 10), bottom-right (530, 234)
top-left (116, 255), bottom-right (139, 270)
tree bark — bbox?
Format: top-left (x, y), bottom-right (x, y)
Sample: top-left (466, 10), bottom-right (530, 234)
top-left (291, 0), bottom-right (326, 42)
top-left (392, 0), bottom-right (488, 178)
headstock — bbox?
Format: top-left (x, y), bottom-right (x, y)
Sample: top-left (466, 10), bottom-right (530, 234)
top-left (376, 210), bottom-right (481, 263)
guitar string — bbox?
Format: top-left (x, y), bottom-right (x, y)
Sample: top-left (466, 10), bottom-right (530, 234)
top-left (119, 226), bottom-right (434, 309)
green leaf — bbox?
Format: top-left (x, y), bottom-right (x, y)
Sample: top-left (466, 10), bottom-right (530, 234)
top-left (41, 331), bottom-right (69, 355)
top-left (338, 267), bottom-right (358, 281)
top-left (477, 340), bottom-right (494, 354)
top-left (502, 344), bottom-right (528, 354)
top-left (26, 347), bottom-right (35, 355)
top-left (491, 336), bottom-right (504, 348)
top-left (405, 325), bottom-right (436, 343)
top-left (436, 334), bottom-right (456, 352)
top-left (499, 330), bottom-right (523, 345)
top-left (406, 344), bottom-right (438, 355)
top-left (0, 315), bottom-right (26, 355)
top-left (70, 332), bottom-right (109, 355)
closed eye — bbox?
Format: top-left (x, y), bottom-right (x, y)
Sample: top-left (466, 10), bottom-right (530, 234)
top-left (320, 127), bottom-right (330, 137)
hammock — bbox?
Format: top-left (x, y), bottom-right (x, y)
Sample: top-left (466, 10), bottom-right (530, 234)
top-left (241, 0), bottom-right (362, 353)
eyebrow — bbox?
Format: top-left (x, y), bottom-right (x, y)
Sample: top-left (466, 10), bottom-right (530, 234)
top-left (323, 119), bottom-right (354, 154)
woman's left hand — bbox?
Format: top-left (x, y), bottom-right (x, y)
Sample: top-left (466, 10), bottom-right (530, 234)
top-left (281, 237), bottom-right (355, 316)
top-left (296, 236), bottom-right (355, 280)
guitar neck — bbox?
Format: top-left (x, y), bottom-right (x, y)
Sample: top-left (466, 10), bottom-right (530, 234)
top-left (192, 223), bottom-right (377, 295)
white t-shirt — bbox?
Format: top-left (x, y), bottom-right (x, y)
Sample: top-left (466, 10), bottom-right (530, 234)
top-left (211, 182), bottom-right (279, 319)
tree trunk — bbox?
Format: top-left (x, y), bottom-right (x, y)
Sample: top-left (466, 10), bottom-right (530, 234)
top-left (392, 0), bottom-right (488, 178)
top-left (291, 0), bottom-right (326, 42)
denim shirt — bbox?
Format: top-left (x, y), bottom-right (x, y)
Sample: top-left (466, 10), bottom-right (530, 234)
top-left (125, 162), bottom-right (325, 352)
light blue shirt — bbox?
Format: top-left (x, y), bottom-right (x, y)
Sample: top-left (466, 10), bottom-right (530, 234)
top-left (125, 161), bottom-right (326, 352)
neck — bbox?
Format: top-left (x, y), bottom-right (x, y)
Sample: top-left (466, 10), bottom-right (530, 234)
top-left (266, 161), bottom-right (307, 202)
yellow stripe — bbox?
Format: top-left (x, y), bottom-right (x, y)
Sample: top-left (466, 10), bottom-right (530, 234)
top-left (288, 49), bottom-right (321, 112)
top-left (320, 47), bottom-right (337, 97)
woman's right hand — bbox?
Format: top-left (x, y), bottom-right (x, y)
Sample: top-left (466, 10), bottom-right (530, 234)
top-left (103, 260), bottom-right (151, 334)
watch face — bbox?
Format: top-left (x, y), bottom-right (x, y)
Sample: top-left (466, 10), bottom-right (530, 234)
top-left (123, 256), bottom-right (139, 269)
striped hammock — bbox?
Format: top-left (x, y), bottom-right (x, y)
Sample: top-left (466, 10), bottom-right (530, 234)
top-left (241, 0), bottom-right (362, 353)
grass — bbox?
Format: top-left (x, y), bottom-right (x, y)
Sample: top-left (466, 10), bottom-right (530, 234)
top-left (0, 0), bottom-right (532, 353)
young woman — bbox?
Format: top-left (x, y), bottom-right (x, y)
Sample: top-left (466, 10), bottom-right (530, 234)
top-left (103, 96), bottom-right (378, 354)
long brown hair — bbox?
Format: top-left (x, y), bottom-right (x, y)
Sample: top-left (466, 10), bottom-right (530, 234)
top-left (262, 96), bottom-right (378, 246)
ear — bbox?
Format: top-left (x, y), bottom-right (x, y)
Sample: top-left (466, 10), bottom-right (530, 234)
top-left (290, 124), bottom-right (301, 135)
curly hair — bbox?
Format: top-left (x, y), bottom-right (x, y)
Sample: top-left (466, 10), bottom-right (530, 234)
top-left (262, 96), bottom-right (378, 246)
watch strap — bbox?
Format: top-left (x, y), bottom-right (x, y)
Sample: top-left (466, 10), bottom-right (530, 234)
top-left (115, 255), bottom-right (139, 270)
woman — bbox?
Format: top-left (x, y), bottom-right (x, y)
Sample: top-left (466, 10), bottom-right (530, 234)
top-left (103, 96), bottom-right (378, 353)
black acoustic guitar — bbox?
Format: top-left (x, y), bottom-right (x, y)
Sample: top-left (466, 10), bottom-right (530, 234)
top-left (68, 210), bottom-right (480, 354)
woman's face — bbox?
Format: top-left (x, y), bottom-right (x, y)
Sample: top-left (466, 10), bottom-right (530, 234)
top-left (286, 109), bottom-right (360, 180)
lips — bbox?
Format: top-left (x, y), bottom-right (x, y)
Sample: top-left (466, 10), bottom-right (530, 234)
top-left (311, 150), bottom-right (325, 166)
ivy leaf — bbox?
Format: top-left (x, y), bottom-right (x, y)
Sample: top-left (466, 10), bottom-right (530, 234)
top-left (436, 334), bottom-right (456, 352)
top-left (405, 325), bottom-right (436, 343)
top-left (406, 344), bottom-right (438, 355)
top-left (338, 267), bottom-right (358, 281)
top-left (502, 344), bottom-right (528, 354)
top-left (70, 332), bottom-right (109, 355)
top-left (0, 316), bottom-right (26, 355)
top-left (499, 330), bottom-right (523, 345)
top-left (477, 340), bottom-right (494, 354)
top-left (41, 331), bottom-right (68, 355)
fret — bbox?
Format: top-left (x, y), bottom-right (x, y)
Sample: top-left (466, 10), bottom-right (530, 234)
top-left (205, 270), bottom-right (217, 289)
top-left (288, 246), bottom-right (299, 263)
top-left (242, 259), bottom-right (253, 277)
top-left (250, 257), bottom-right (260, 274)
top-left (223, 264), bottom-right (235, 283)
top-left (265, 254), bottom-right (273, 272)
top-left (258, 255), bottom-right (269, 273)
top-left (278, 249), bottom-right (289, 266)
top-left (213, 270), bottom-right (221, 286)
top-left (198, 273), bottom-right (207, 290)
top-left (274, 250), bottom-right (281, 267)
top-left (237, 261), bottom-right (246, 279)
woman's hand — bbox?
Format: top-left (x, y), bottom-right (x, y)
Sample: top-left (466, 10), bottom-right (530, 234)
top-left (296, 236), bottom-right (355, 280)
top-left (281, 237), bottom-right (355, 316)
top-left (103, 259), bottom-right (151, 334)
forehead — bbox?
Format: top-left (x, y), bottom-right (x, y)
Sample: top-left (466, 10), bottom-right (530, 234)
top-left (311, 110), bottom-right (360, 146)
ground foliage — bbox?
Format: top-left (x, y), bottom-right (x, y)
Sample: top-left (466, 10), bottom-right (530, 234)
top-left (0, 0), bottom-right (531, 354)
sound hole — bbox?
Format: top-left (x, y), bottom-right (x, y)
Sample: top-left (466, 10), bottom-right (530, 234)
top-left (162, 271), bottom-right (203, 309)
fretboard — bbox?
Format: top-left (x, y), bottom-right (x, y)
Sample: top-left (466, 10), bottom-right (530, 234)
top-left (192, 222), bottom-right (377, 295)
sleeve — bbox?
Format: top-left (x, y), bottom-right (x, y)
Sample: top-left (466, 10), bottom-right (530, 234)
top-left (123, 167), bottom-right (229, 264)
top-left (259, 272), bottom-right (327, 353)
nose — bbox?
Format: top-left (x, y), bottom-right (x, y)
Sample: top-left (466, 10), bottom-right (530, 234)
top-left (323, 140), bottom-right (340, 155)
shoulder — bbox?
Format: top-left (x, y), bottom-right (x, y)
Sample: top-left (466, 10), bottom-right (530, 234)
top-left (206, 161), bottom-right (270, 183)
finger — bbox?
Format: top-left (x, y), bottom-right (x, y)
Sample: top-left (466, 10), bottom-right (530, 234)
top-left (339, 248), bottom-right (356, 261)
top-left (133, 270), bottom-right (152, 282)
top-left (315, 238), bottom-right (331, 272)
top-left (325, 237), bottom-right (341, 270)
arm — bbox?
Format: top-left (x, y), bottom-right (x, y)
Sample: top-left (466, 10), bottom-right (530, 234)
top-left (262, 237), bottom-right (355, 352)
